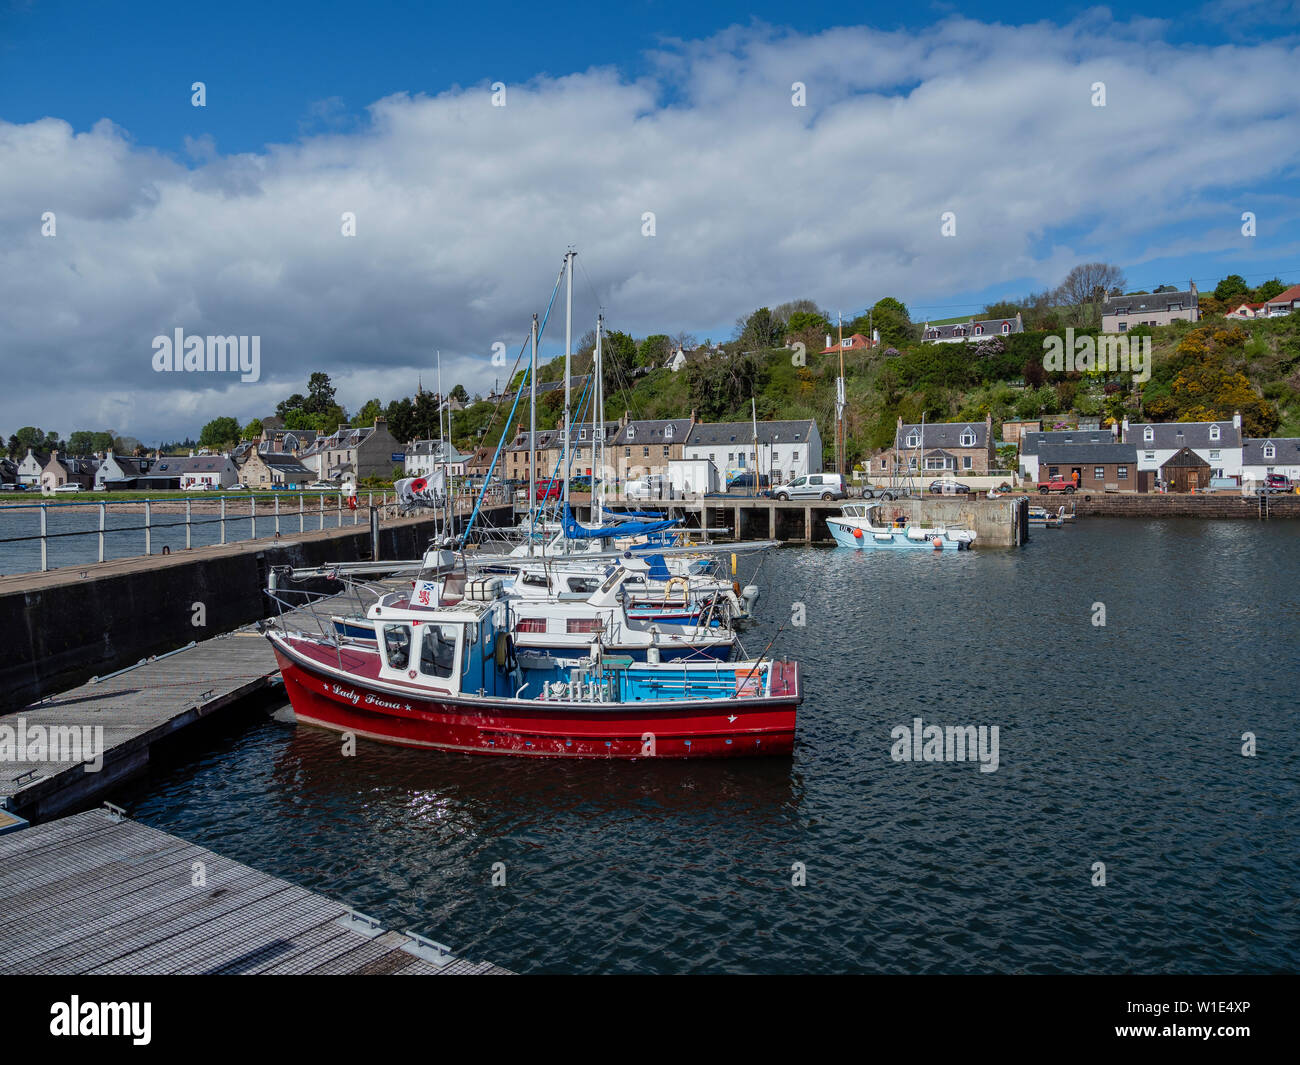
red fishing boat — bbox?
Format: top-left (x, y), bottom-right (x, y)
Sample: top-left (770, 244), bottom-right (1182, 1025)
top-left (265, 576), bottom-right (800, 758)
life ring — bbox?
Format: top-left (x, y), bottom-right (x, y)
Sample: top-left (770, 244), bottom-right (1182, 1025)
top-left (665, 576), bottom-right (690, 605)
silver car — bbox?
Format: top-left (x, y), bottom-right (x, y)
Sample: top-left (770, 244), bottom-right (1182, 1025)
top-left (771, 473), bottom-right (846, 501)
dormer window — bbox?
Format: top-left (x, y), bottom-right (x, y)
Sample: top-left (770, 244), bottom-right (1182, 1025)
top-left (627, 426), bottom-right (636, 441)
top-left (974, 325), bottom-right (983, 336)
top-left (905, 431), bottom-right (920, 448)
top-left (1001, 322), bottom-right (1011, 334)
top-left (1264, 443), bottom-right (1276, 459)
top-left (960, 429), bottom-right (976, 447)
top-left (1209, 425), bottom-right (1220, 441)
top-left (579, 428), bottom-right (586, 440)
top-left (664, 424), bottom-right (674, 440)
top-left (1143, 427), bottom-right (1154, 443)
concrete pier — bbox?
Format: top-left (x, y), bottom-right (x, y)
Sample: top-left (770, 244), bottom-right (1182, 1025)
top-left (0, 808), bottom-right (511, 975)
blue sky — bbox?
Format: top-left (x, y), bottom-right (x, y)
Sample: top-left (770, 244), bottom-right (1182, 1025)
top-left (1, 1), bottom-right (1298, 440)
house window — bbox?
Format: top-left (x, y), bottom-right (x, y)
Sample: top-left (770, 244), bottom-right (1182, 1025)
top-left (1209, 425), bottom-right (1220, 441)
top-left (1144, 451), bottom-right (1155, 461)
top-left (1143, 427), bottom-right (1154, 443)
top-left (880, 458), bottom-right (886, 470)
top-left (1002, 322), bottom-right (1010, 334)
top-left (792, 451), bottom-right (799, 463)
top-left (662, 446), bottom-right (669, 457)
top-left (627, 427), bottom-right (636, 440)
top-left (1118, 322), bottom-right (1128, 332)
top-left (905, 432), bottom-right (919, 448)
top-left (624, 447), bottom-right (631, 457)
top-left (1118, 466), bottom-right (1128, 479)
top-left (664, 424), bottom-right (674, 439)
top-left (1264, 444), bottom-right (1276, 459)
top-left (642, 446), bottom-right (649, 457)
top-left (579, 428), bottom-right (585, 440)
top-left (963, 456), bottom-right (972, 470)
top-left (974, 325), bottom-right (983, 335)
top-left (1209, 450), bottom-right (1220, 460)
top-left (1048, 467), bottom-right (1059, 477)
top-left (960, 430), bottom-right (976, 447)
top-left (1094, 467), bottom-right (1105, 479)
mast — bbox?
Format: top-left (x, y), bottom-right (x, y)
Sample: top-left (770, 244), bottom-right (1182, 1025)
top-left (595, 312), bottom-right (604, 525)
top-left (529, 312), bottom-right (538, 539)
top-left (751, 396), bottom-right (759, 485)
top-left (563, 248), bottom-right (575, 514)
top-left (837, 311), bottom-right (846, 478)
top-left (437, 349), bottom-right (447, 538)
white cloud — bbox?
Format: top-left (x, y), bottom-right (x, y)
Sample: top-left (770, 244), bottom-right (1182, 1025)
top-left (1, 13), bottom-right (1298, 442)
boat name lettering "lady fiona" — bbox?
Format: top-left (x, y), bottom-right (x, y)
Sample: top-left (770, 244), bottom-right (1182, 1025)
top-left (329, 684), bottom-right (412, 712)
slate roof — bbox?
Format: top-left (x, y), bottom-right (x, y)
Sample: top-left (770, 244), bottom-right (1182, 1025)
top-left (922, 318), bottom-right (1023, 341)
top-left (257, 453), bottom-right (311, 475)
top-left (1037, 442), bottom-right (1137, 464)
top-left (407, 439), bottom-right (472, 462)
top-left (1125, 421), bottom-right (1240, 450)
top-left (1020, 429), bottom-right (1116, 456)
top-left (506, 430), bottom-right (562, 452)
top-left (1102, 289), bottom-right (1197, 317)
top-left (1241, 438), bottom-right (1300, 466)
top-left (896, 421), bottom-right (991, 449)
top-left (684, 420), bottom-right (817, 447)
top-left (610, 419), bottom-right (693, 446)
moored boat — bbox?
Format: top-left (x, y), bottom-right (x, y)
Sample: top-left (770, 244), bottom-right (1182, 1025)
top-left (826, 502), bottom-right (976, 550)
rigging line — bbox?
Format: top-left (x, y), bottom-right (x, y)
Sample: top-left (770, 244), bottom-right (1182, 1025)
top-left (461, 262), bottom-right (566, 544)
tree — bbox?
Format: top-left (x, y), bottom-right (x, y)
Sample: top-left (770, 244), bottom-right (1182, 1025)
top-left (276, 393), bottom-right (306, 419)
top-left (241, 419), bottom-right (263, 441)
top-left (353, 398), bottom-right (384, 428)
top-left (672, 331), bottom-right (698, 353)
top-left (735, 307), bottom-right (781, 350)
top-left (198, 417), bottom-right (241, 451)
top-left (982, 300), bottom-right (1021, 320)
top-left (385, 397), bottom-right (414, 443)
top-left (1153, 284), bottom-right (1178, 293)
top-left (784, 310), bottom-right (828, 336)
top-left (66, 430), bottom-right (115, 455)
top-left (858, 297), bottom-right (913, 347)
top-left (1054, 263), bottom-right (1126, 326)
top-left (1254, 278), bottom-right (1286, 302)
top-left (1214, 275), bottom-right (1250, 302)
top-left (602, 330), bottom-right (639, 373)
top-left (450, 384), bottom-right (469, 404)
top-left (638, 334), bottom-right (672, 367)
top-left (303, 372), bottom-right (337, 415)
top-left (771, 299), bottom-right (824, 328)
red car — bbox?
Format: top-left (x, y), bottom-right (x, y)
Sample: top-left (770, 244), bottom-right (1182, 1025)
top-left (1038, 477), bottom-right (1077, 494)
top-left (535, 480), bottom-right (562, 501)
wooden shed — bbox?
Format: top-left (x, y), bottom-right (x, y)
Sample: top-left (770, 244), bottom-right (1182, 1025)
top-left (1161, 447), bottom-right (1212, 492)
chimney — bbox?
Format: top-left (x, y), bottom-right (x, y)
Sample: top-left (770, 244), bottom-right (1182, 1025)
top-left (1233, 410), bottom-right (1241, 430)
top-left (1122, 416), bottom-right (1130, 443)
top-left (689, 408), bottom-right (697, 425)
top-left (825, 333), bottom-right (831, 350)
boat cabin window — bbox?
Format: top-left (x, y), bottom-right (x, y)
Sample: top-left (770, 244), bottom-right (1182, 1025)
top-left (521, 573), bottom-right (549, 588)
top-left (419, 624), bottom-right (459, 679)
top-left (566, 576), bottom-right (601, 593)
top-left (382, 624), bottom-right (412, 670)
top-left (599, 569), bottom-right (623, 595)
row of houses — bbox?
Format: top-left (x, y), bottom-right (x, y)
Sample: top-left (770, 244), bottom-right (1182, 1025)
top-left (1017, 416), bottom-right (1296, 492)
top-left (498, 412), bottom-right (823, 486)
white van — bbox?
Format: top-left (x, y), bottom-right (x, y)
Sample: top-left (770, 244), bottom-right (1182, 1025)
top-left (771, 473), bottom-right (845, 501)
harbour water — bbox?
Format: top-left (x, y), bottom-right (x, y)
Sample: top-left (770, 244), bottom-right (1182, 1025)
top-left (117, 519), bottom-right (1300, 973)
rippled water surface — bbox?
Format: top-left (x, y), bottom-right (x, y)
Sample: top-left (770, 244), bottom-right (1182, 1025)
top-left (120, 519), bottom-right (1300, 973)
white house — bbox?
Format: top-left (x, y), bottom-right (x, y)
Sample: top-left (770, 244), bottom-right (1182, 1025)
top-left (1241, 438), bottom-right (1300, 483)
top-left (95, 453), bottom-right (152, 490)
top-left (405, 439), bottom-right (471, 478)
top-left (16, 448), bottom-right (47, 486)
top-left (1121, 418), bottom-right (1243, 482)
top-left (683, 419), bottom-right (822, 484)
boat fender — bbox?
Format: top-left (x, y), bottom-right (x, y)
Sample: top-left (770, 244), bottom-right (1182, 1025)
top-left (852, 527), bottom-right (863, 539)
top-left (732, 581), bottom-right (741, 597)
top-left (494, 632), bottom-right (510, 669)
top-left (931, 537), bottom-right (943, 550)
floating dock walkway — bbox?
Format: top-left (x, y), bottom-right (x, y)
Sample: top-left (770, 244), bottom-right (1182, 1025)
top-left (0, 807), bottom-right (510, 975)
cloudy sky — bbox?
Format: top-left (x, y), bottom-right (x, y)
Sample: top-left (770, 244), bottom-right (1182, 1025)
top-left (1, 0), bottom-right (1298, 444)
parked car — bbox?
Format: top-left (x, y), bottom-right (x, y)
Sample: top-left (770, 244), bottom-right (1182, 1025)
top-left (232, 482), bottom-right (251, 490)
top-left (535, 480), bottom-right (562, 501)
top-left (53, 483), bottom-right (81, 493)
top-left (305, 481), bottom-right (336, 491)
top-left (185, 482), bottom-right (210, 491)
top-left (928, 479), bottom-right (971, 495)
top-left (1038, 477), bottom-right (1077, 494)
top-left (727, 472), bottom-right (771, 493)
top-left (1264, 473), bottom-right (1293, 494)
top-left (0, 483), bottom-right (25, 491)
top-left (772, 473), bottom-right (846, 501)
top-left (860, 484), bottom-right (916, 500)
top-left (625, 474), bottom-right (677, 500)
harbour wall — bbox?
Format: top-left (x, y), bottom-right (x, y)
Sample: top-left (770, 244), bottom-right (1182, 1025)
top-left (0, 507), bottom-right (511, 714)
top-left (1065, 494), bottom-right (1300, 518)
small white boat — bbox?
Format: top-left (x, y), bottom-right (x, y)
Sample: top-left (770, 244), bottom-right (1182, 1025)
top-left (826, 503), bottom-right (976, 551)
